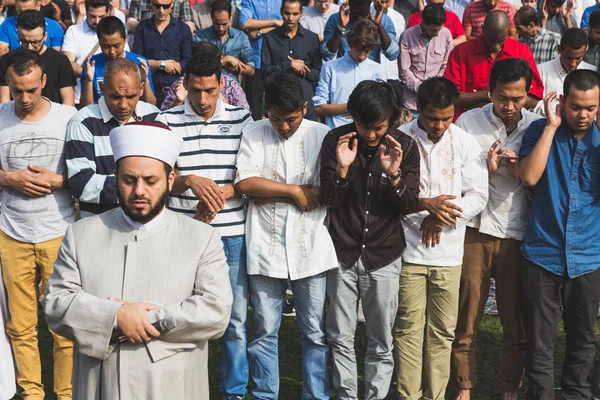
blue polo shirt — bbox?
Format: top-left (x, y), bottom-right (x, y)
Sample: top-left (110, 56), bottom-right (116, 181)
top-left (81, 51), bottom-right (155, 102)
top-left (520, 118), bottom-right (600, 278)
top-left (0, 16), bottom-right (64, 50)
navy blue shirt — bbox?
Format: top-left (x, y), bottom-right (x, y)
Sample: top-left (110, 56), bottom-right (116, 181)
top-left (520, 118), bottom-right (600, 278)
top-left (133, 16), bottom-right (192, 88)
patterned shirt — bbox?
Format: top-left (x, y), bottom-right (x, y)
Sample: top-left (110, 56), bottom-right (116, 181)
top-left (462, 0), bottom-right (516, 38)
top-left (160, 73), bottom-right (250, 111)
top-left (520, 27), bottom-right (561, 65)
top-left (129, 0), bottom-right (192, 22)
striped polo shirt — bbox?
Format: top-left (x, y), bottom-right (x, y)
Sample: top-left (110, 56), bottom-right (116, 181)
top-left (462, 0), bottom-right (516, 38)
top-left (156, 98), bottom-right (252, 238)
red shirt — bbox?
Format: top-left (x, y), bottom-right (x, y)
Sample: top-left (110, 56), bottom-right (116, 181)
top-left (443, 35), bottom-right (544, 120)
top-left (407, 10), bottom-right (465, 39)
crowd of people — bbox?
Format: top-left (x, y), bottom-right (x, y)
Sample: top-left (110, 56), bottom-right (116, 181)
top-left (0, 0), bottom-right (600, 399)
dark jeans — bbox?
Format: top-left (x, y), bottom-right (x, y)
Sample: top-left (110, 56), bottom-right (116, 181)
top-left (245, 70), bottom-right (264, 121)
top-left (521, 258), bottom-right (600, 400)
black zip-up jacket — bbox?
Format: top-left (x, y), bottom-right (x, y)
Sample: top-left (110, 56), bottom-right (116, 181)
top-left (320, 123), bottom-right (421, 272)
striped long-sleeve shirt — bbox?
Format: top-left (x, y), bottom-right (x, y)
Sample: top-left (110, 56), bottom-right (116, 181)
top-left (65, 98), bottom-right (160, 215)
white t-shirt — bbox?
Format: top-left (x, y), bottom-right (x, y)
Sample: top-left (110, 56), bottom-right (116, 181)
top-left (380, 6), bottom-right (405, 80)
top-left (0, 100), bottom-right (77, 243)
top-left (300, 4), bottom-right (340, 39)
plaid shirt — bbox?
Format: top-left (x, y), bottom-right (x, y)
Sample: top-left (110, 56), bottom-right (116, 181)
top-left (520, 27), bottom-right (560, 65)
top-left (129, 0), bottom-right (192, 22)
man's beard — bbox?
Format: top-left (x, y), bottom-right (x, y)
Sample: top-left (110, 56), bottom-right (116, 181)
top-left (118, 187), bottom-right (170, 224)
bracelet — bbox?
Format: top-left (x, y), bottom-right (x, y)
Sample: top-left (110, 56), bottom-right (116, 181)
top-left (387, 169), bottom-right (402, 180)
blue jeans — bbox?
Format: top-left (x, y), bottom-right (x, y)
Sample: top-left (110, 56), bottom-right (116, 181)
top-left (221, 236), bottom-right (249, 399)
top-left (247, 272), bottom-right (329, 400)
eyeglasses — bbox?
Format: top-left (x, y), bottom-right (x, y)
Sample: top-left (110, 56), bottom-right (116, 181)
top-left (151, 2), bottom-right (172, 9)
top-left (19, 38), bottom-right (44, 46)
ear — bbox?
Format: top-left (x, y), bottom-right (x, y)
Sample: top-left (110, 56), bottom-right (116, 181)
top-left (139, 80), bottom-right (145, 97)
top-left (183, 76), bottom-right (188, 90)
top-left (99, 81), bottom-right (105, 95)
top-left (41, 72), bottom-right (46, 89)
top-left (167, 168), bottom-right (176, 191)
top-left (302, 101), bottom-right (307, 117)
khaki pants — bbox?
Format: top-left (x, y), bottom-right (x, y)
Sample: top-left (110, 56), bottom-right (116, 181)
top-left (394, 263), bottom-right (461, 400)
top-left (451, 228), bottom-right (524, 392)
top-left (0, 231), bottom-right (73, 400)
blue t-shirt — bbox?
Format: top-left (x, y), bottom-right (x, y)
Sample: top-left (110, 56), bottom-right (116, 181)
top-left (81, 51), bottom-right (155, 102)
top-left (0, 16), bottom-right (64, 50)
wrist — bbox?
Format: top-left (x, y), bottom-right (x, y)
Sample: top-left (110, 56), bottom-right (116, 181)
top-left (336, 164), bottom-right (348, 178)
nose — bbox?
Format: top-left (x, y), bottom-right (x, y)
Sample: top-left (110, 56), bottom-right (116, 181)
top-left (134, 180), bottom-right (146, 196)
top-left (281, 121), bottom-right (290, 132)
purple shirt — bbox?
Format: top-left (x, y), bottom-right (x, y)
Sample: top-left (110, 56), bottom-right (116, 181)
top-left (398, 24), bottom-right (453, 111)
top-left (161, 74), bottom-right (250, 111)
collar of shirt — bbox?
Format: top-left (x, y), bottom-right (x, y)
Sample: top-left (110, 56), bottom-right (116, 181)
top-left (531, 27), bottom-right (548, 43)
top-left (150, 15), bottom-right (177, 32)
top-left (342, 51), bottom-right (365, 67)
top-left (120, 207), bottom-right (166, 231)
top-left (410, 119), bottom-right (451, 150)
top-left (83, 19), bottom-right (94, 33)
top-left (209, 26), bottom-right (235, 40)
top-left (482, 102), bottom-right (528, 132)
top-left (184, 96), bottom-right (225, 120)
top-left (551, 54), bottom-right (568, 76)
top-left (472, 35), bottom-right (518, 57)
top-left (279, 25), bottom-right (306, 38)
top-left (99, 96), bottom-right (144, 124)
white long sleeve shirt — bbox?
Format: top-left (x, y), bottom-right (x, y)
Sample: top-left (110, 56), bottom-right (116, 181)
top-left (400, 120), bottom-right (488, 266)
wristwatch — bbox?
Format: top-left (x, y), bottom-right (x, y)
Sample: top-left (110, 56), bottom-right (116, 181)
top-left (387, 169), bottom-right (402, 180)
top-left (159, 60), bottom-right (165, 71)
top-left (257, 29), bottom-right (263, 37)
top-left (337, 24), bottom-right (346, 35)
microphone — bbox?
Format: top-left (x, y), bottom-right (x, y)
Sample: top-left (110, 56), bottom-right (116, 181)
top-left (111, 317), bottom-right (177, 343)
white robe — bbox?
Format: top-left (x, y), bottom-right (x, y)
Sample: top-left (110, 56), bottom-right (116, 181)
top-left (0, 263), bottom-right (16, 400)
top-left (43, 209), bottom-right (233, 400)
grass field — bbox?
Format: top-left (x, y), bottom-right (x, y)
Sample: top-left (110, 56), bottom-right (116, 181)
top-left (18, 309), bottom-right (595, 399)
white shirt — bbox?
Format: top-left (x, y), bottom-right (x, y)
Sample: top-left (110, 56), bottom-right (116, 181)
top-left (535, 55), bottom-right (597, 116)
top-left (300, 3), bottom-right (340, 39)
top-left (62, 20), bottom-right (130, 103)
top-left (456, 103), bottom-right (541, 240)
top-left (235, 119), bottom-right (338, 280)
top-left (400, 120), bottom-right (488, 266)
top-left (380, 6), bottom-right (405, 80)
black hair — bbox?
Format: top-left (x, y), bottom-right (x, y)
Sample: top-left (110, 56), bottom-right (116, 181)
top-left (85, 0), bottom-right (110, 12)
top-left (514, 6), bottom-right (540, 26)
top-left (489, 58), bottom-right (533, 92)
top-left (548, 0), bottom-right (566, 6)
top-left (192, 41), bottom-right (222, 58)
top-left (560, 27), bottom-right (588, 50)
top-left (210, 0), bottom-right (232, 16)
top-left (563, 69), bottom-right (600, 97)
top-left (96, 15), bottom-right (126, 40)
top-left (349, 0), bottom-right (370, 7)
top-left (4, 48), bottom-right (45, 76)
top-left (264, 72), bottom-right (305, 113)
top-left (16, 9), bottom-right (46, 32)
top-left (281, 0), bottom-right (302, 8)
top-left (417, 77), bottom-right (459, 110)
top-left (590, 9), bottom-right (600, 29)
top-left (347, 80), bottom-right (401, 127)
top-left (185, 52), bottom-right (222, 81)
top-left (422, 3), bottom-right (446, 26)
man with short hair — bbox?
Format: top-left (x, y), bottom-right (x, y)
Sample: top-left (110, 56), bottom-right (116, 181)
top-left (126, 0), bottom-right (194, 34)
top-left (132, 0), bottom-right (192, 107)
top-left (43, 121), bottom-right (233, 399)
top-left (0, 10), bottom-right (75, 105)
top-left (541, 0), bottom-right (577, 35)
top-left (515, 6), bottom-right (561, 65)
top-left (192, 0), bottom-right (240, 31)
top-left (81, 16), bottom-right (155, 106)
top-left (313, 18), bottom-right (385, 128)
top-left (62, 0), bottom-right (128, 105)
top-left (236, 72), bottom-right (336, 400)
top-left (66, 58), bottom-right (159, 218)
top-left (0, 0), bottom-right (64, 56)
top-left (321, 79), bottom-right (421, 400)
top-left (462, 0), bottom-right (517, 40)
top-left (399, 3), bottom-right (453, 114)
top-left (584, 10), bottom-right (600, 65)
top-left (300, 0), bottom-right (339, 41)
top-left (444, 10), bottom-right (544, 120)
top-left (262, 0), bottom-right (320, 121)
top-left (519, 69), bottom-right (600, 400)
top-left (194, 0), bottom-right (255, 83)
top-left (394, 77), bottom-right (488, 400)
top-left (0, 48), bottom-right (76, 400)
top-left (453, 58), bottom-right (542, 400)
top-left (408, 0), bottom-right (466, 47)
top-left (322, 0), bottom-right (399, 62)
top-left (155, 52), bottom-right (252, 400)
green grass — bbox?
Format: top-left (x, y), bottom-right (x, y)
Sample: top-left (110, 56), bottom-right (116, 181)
top-left (16, 309), bottom-right (599, 399)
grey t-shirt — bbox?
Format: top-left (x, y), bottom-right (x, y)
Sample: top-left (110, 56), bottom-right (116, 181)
top-left (0, 100), bottom-right (77, 243)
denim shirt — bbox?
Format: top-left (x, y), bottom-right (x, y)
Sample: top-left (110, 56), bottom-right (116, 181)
top-left (520, 118), bottom-right (600, 278)
top-left (239, 0), bottom-right (282, 69)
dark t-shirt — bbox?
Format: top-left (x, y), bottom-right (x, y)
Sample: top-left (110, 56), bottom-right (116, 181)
top-left (0, 47), bottom-right (76, 103)
top-left (40, 0), bottom-right (72, 23)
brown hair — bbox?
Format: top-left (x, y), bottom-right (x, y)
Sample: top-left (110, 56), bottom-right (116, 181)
top-left (347, 19), bottom-right (379, 51)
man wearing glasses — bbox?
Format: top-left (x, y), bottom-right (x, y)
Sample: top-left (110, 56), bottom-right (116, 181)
top-left (132, 0), bottom-right (192, 107)
top-left (0, 10), bottom-right (75, 105)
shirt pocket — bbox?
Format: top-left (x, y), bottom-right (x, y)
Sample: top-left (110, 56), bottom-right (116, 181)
top-left (408, 47), bottom-right (424, 70)
top-left (426, 46), bottom-right (446, 66)
top-left (580, 162), bottom-right (600, 192)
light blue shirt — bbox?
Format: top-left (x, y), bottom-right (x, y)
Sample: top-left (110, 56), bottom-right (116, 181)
top-left (239, 0), bottom-right (282, 69)
top-left (312, 52), bottom-right (386, 129)
top-left (321, 7), bottom-right (399, 63)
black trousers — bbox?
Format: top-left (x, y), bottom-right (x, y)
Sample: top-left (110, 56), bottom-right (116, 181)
top-left (521, 258), bottom-right (600, 400)
top-left (245, 70), bottom-right (264, 121)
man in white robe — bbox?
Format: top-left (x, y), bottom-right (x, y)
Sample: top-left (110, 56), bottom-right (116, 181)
top-left (43, 121), bottom-right (233, 400)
